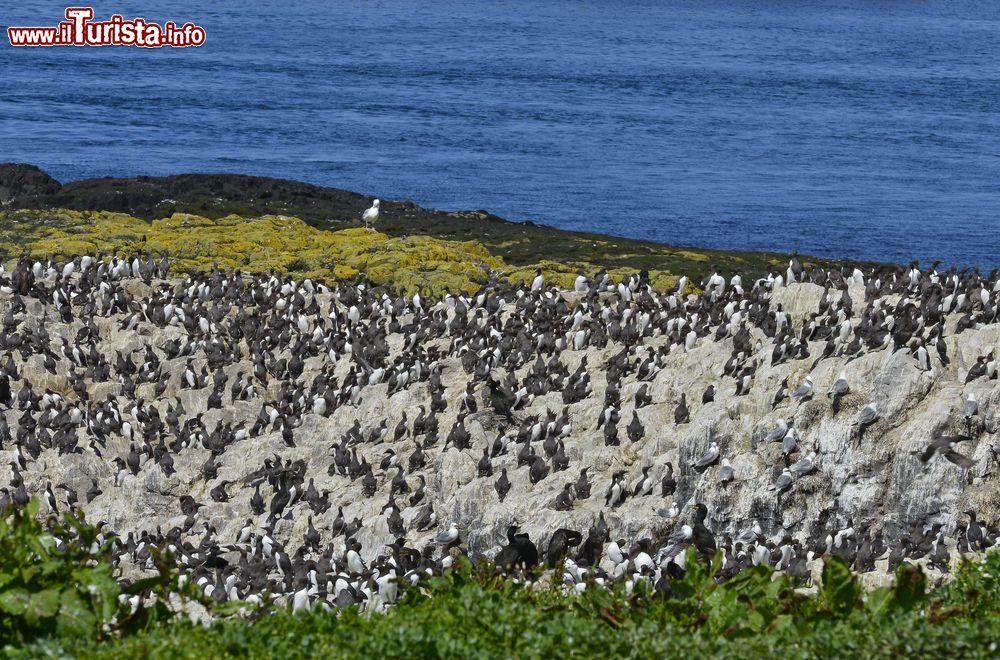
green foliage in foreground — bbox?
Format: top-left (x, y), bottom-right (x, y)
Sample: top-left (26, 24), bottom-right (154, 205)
top-left (2, 505), bottom-right (999, 658)
top-left (0, 500), bottom-right (205, 647)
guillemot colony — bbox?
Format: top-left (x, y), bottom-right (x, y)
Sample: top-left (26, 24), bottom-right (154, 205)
top-left (1, 254), bottom-right (998, 611)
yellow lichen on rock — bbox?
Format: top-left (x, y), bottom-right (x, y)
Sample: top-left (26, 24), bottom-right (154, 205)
top-left (505, 259), bottom-right (676, 292)
top-left (333, 231), bottom-right (503, 296)
top-left (674, 250), bottom-right (711, 263)
top-left (0, 210), bottom-right (506, 297)
top-left (0, 209), bottom-right (674, 298)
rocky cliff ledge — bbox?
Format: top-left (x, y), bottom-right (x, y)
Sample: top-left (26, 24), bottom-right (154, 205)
top-left (0, 252), bottom-right (997, 609)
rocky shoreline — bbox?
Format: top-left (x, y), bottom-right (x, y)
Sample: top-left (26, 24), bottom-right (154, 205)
top-left (0, 163), bottom-right (881, 282)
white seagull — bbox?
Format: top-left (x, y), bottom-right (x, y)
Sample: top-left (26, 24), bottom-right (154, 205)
top-left (362, 199), bottom-right (380, 231)
top-left (435, 522), bottom-right (460, 545)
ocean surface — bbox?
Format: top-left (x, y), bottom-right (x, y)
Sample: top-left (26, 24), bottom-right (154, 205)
top-left (2, 1), bottom-right (999, 268)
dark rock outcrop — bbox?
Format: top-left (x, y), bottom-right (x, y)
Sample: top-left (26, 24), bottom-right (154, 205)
top-left (0, 163), bottom-right (61, 203)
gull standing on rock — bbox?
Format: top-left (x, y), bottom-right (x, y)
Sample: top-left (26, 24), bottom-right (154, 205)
top-left (790, 451), bottom-right (817, 476)
top-left (790, 376), bottom-right (813, 401)
top-left (435, 522), bottom-right (460, 545)
top-left (772, 468), bottom-right (793, 495)
top-left (766, 418), bottom-right (790, 443)
top-left (719, 459), bottom-right (734, 485)
top-left (691, 442), bottom-right (720, 473)
top-left (852, 402), bottom-right (879, 442)
top-left (964, 392), bottom-right (978, 435)
top-left (964, 392), bottom-right (978, 420)
top-left (362, 199), bottom-right (380, 231)
top-left (782, 427), bottom-right (798, 458)
top-left (829, 370), bottom-right (849, 414)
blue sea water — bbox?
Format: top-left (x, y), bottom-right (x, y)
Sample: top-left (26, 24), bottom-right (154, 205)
top-left (2, 1), bottom-right (999, 268)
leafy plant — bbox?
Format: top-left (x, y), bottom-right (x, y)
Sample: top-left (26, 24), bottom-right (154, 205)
top-left (4, 506), bottom-right (1000, 658)
top-left (0, 499), bottom-right (119, 643)
top-left (0, 499), bottom-right (188, 645)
